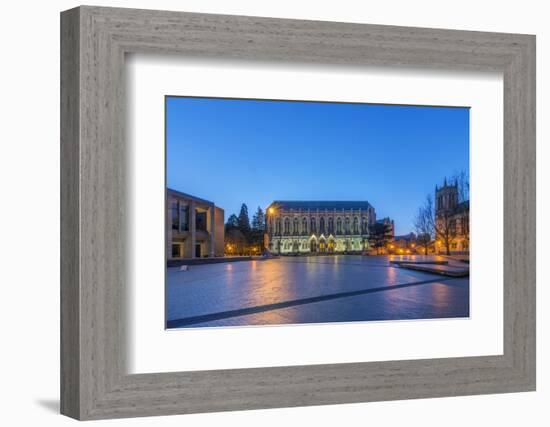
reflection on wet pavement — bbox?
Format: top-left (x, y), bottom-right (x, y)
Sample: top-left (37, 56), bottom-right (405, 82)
top-left (166, 255), bottom-right (469, 328)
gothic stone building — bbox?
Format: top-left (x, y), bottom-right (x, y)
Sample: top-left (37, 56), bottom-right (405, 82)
top-left (435, 180), bottom-right (470, 253)
top-left (264, 201), bottom-right (376, 255)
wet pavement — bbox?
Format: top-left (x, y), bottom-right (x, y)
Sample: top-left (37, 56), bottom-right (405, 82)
top-left (166, 255), bottom-right (469, 328)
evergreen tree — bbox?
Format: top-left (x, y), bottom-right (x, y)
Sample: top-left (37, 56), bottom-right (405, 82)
top-left (225, 214), bottom-right (239, 230)
top-left (248, 207), bottom-right (266, 253)
top-left (237, 203), bottom-right (250, 234)
top-left (367, 222), bottom-right (393, 255)
top-left (251, 207), bottom-right (266, 232)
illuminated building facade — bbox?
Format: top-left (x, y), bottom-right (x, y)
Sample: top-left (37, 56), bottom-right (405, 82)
top-left (264, 201), bottom-right (376, 255)
top-left (435, 179), bottom-right (470, 253)
top-left (166, 188), bottom-right (225, 260)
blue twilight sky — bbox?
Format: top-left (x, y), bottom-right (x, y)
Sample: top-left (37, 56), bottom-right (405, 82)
top-left (166, 96), bottom-right (469, 236)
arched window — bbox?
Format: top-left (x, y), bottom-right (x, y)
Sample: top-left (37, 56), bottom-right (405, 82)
top-left (345, 217), bottom-right (350, 234)
top-left (284, 217), bottom-right (290, 235)
top-left (361, 216), bottom-right (368, 233)
top-left (310, 217), bottom-right (316, 233)
top-left (353, 217), bottom-right (359, 234)
top-left (276, 218), bottom-right (281, 235)
top-left (302, 217), bottom-right (308, 235)
top-left (319, 217), bottom-right (325, 234)
top-left (336, 218), bottom-right (342, 235)
top-left (293, 217), bottom-right (299, 235)
top-left (328, 217), bottom-right (334, 234)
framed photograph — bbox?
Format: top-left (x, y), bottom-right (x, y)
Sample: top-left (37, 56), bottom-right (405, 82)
top-left (164, 97), bottom-right (473, 331)
top-left (61, 6), bottom-right (535, 420)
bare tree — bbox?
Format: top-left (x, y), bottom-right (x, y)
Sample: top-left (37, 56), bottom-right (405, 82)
top-left (413, 195), bottom-right (434, 255)
top-left (451, 169), bottom-right (470, 203)
top-left (434, 209), bottom-right (457, 256)
top-left (416, 192), bottom-right (457, 256)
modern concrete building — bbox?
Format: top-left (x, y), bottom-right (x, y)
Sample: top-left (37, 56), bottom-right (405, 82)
top-left (166, 188), bottom-right (224, 260)
top-left (264, 201), bottom-right (376, 255)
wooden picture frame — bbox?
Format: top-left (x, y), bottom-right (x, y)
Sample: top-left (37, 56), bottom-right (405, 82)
top-left (60, 5), bottom-right (536, 420)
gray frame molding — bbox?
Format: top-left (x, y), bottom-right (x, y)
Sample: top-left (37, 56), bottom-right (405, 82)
top-left (61, 5), bottom-right (536, 420)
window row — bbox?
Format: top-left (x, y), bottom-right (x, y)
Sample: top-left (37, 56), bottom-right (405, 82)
top-left (270, 216), bottom-right (369, 235)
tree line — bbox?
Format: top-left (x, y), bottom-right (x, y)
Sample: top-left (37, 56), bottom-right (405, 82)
top-left (224, 204), bottom-right (266, 255)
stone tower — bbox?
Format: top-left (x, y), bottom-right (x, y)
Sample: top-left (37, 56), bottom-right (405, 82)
top-left (435, 177), bottom-right (459, 214)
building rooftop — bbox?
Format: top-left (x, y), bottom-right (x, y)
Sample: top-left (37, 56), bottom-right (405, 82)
top-left (394, 232), bottom-right (416, 241)
top-left (268, 200), bottom-right (373, 211)
top-left (167, 188), bottom-right (215, 206)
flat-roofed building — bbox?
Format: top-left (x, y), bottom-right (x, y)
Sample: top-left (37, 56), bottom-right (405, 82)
top-left (264, 200), bottom-right (376, 255)
top-left (166, 189), bottom-right (224, 260)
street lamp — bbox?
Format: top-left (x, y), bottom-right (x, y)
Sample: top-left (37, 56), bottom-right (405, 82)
top-left (266, 207), bottom-right (276, 254)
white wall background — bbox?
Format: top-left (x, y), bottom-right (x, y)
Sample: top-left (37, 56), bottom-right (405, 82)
top-left (0, 1), bottom-right (546, 425)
